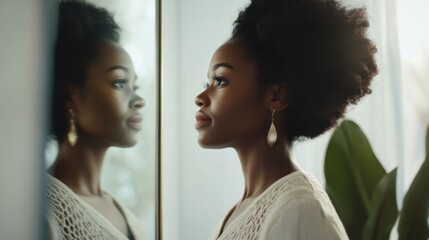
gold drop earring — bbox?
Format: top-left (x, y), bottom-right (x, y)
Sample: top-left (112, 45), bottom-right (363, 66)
top-left (267, 108), bottom-right (277, 147)
top-left (67, 108), bottom-right (78, 146)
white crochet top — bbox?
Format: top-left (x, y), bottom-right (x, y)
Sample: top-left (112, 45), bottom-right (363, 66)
top-left (46, 175), bottom-right (147, 240)
top-left (211, 171), bottom-right (349, 240)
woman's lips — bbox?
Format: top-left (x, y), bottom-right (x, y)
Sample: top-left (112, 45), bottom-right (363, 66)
top-left (195, 111), bottom-right (212, 129)
top-left (127, 114), bottom-right (143, 130)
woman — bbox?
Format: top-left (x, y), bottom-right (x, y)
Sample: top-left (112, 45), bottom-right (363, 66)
top-left (195, 0), bottom-right (377, 239)
top-left (46, 1), bottom-right (146, 239)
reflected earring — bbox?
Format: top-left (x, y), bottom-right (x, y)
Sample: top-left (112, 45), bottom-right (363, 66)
top-left (267, 109), bottom-right (277, 147)
top-left (67, 109), bottom-right (78, 146)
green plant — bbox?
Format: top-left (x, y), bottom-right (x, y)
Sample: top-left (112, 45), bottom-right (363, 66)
top-left (397, 124), bottom-right (429, 240)
top-left (324, 120), bottom-right (429, 240)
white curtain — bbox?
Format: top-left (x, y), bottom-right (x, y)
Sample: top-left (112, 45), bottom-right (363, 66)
top-left (295, 0), bottom-right (429, 238)
top-left (394, 0), bottom-right (429, 199)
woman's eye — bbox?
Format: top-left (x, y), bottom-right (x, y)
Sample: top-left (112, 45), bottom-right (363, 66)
top-left (214, 77), bottom-right (227, 87)
top-left (202, 77), bottom-right (226, 89)
top-left (113, 80), bottom-right (127, 89)
top-left (133, 85), bottom-right (140, 91)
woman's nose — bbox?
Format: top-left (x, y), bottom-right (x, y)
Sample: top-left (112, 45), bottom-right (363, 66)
top-left (195, 91), bottom-right (207, 107)
top-left (132, 95), bottom-right (145, 109)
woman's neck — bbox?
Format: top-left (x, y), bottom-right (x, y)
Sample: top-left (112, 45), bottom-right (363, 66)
top-left (235, 137), bottom-right (299, 200)
top-left (48, 137), bottom-right (108, 196)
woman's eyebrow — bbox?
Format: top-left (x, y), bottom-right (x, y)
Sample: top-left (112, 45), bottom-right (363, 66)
top-left (105, 65), bottom-right (137, 81)
top-left (213, 63), bottom-right (235, 71)
top-left (207, 63), bottom-right (235, 78)
top-left (106, 65), bottom-right (129, 73)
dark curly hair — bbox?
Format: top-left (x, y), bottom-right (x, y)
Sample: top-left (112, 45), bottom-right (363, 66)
top-left (231, 0), bottom-right (378, 142)
top-left (51, 0), bottom-right (120, 142)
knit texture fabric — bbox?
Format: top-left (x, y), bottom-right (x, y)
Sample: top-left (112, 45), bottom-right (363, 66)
top-left (211, 171), bottom-right (348, 240)
top-left (46, 175), bottom-right (147, 240)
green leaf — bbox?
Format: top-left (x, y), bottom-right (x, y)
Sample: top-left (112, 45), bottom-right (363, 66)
top-left (362, 168), bottom-right (398, 240)
top-left (398, 125), bottom-right (429, 240)
top-left (325, 120), bottom-right (386, 239)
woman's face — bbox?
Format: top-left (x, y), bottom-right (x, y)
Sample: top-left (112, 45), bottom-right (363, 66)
top-left (195, 39), bottom-right (270, 149)
top-left (73, 40), bottom-right (144, 147)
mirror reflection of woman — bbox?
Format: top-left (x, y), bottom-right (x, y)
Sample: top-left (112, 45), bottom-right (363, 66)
top-left (195, 0), bottom-right (377, 239)
top-left (46, 1), bottom-right (147, 239)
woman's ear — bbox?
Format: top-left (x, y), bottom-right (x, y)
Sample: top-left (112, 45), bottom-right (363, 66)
top-left (66, 86), bottom-right (81, 112)
top-left (266, 83), bottom-right (288, 111)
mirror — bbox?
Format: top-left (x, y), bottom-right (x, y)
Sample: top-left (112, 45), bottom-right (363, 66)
top-left (45, 0), bottom-right (158, 239)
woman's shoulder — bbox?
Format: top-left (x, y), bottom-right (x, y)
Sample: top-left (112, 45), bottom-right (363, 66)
top-left (269, 171), bottom-right (338, 217)
top-left (45, 175), bottom-right (78, 239)
top-left (45, 175), bottom-right (137, 240)
top-left (45, 174), bottom-right (76, 206)
top-left (258, 171), bottom-right (349, 239)
top-left (45, 175), bottom-right (86, 231)
top-left (268, 171), bottom-right (327, 201)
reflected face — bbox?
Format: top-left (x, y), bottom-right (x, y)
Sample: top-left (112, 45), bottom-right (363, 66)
top-left (74, 40), bottom-right (145, 147)
top-left (194, 39), bottom-right (270, 148)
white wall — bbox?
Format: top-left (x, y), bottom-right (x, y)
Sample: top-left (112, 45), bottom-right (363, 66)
top-left (162, 0), bottom-right (248, 239)
top-left (0, 0), bottom-right (49, 239)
